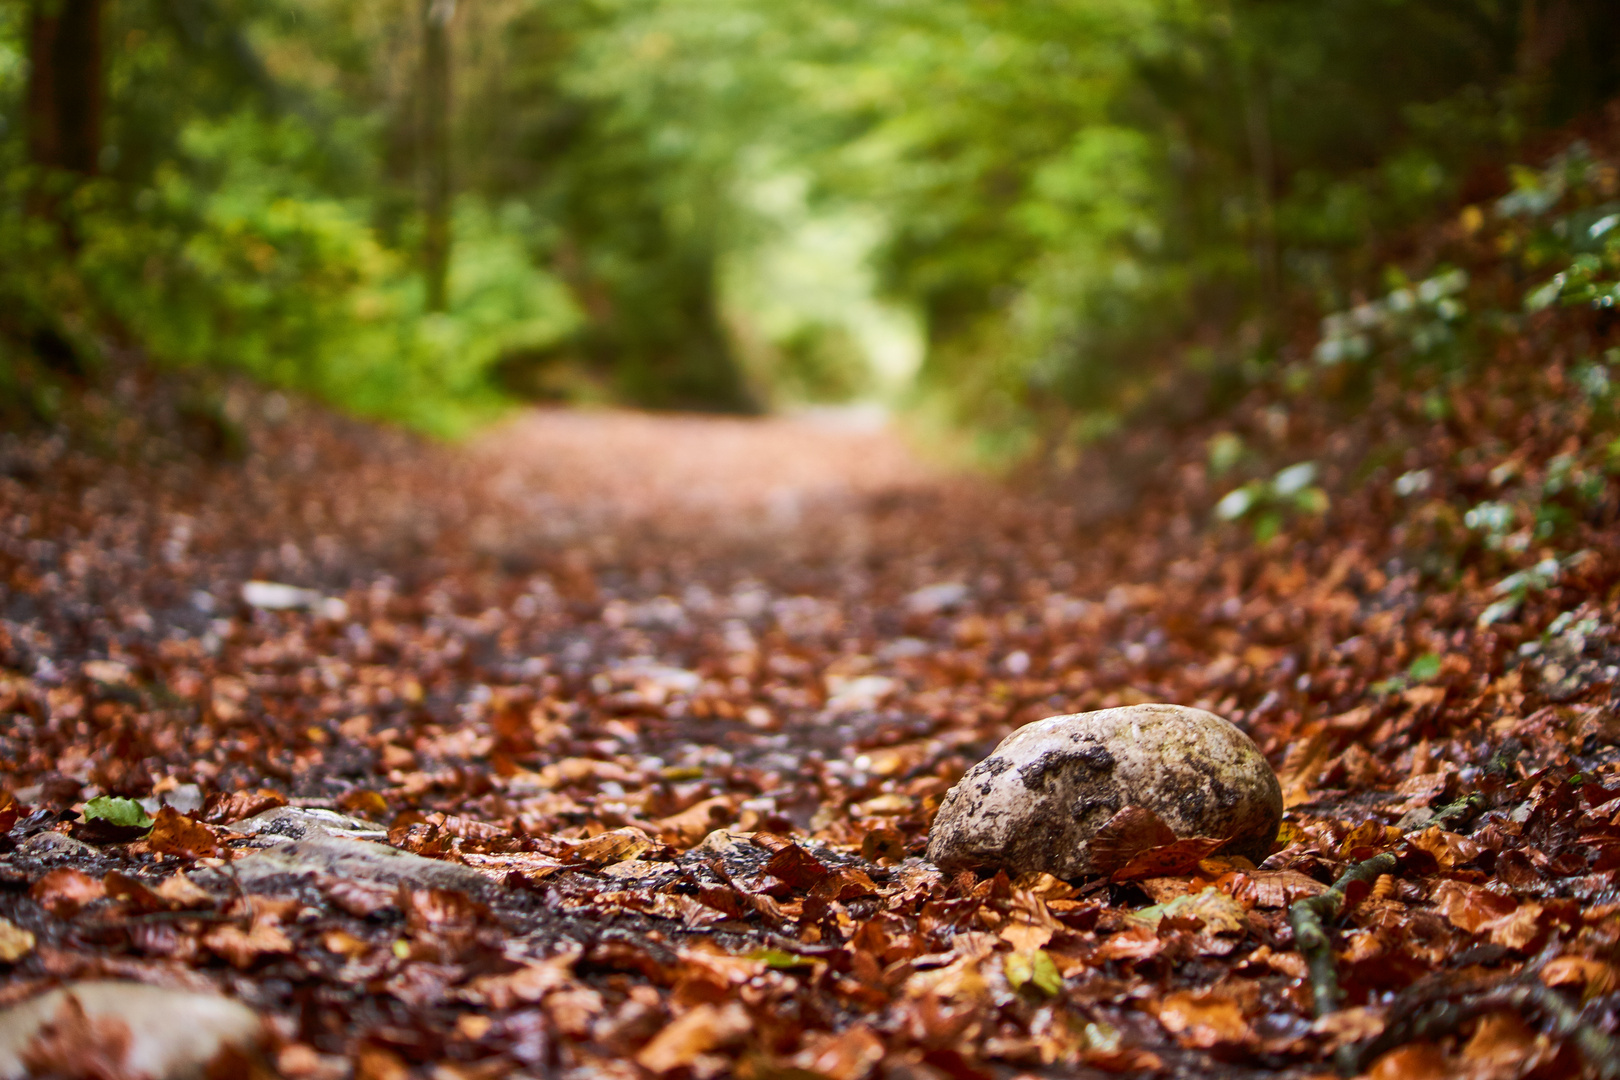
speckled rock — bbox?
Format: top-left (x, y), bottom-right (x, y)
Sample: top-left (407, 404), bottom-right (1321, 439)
top-left (927, 704), bottom-right (1283, 879)
top-left (0, 981), bottom-right (263, 1080)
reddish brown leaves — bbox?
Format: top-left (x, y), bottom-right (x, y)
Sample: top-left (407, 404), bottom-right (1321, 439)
top-left (200, 789), bottom-right (287, 825)
top-left (145, 807), bottom-right (223, 859)
top-left (1088, 805), bottom-right (1227, 880)
top-left (31, 868), bottom-right (106, 917)
top-left (635, 1002), bottom-right (750, 1073)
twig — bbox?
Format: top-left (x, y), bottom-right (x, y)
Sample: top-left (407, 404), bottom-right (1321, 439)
top-left (1288, 852), bottom-right (1396, 1023)
top-left (1292, 792), bottom-right (1616, 1077)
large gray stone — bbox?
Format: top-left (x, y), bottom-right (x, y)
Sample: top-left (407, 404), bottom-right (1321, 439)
top-left (927, 704), bottom-right (1283, 879)
top-left (0, 981), bottom-right (262, 1079)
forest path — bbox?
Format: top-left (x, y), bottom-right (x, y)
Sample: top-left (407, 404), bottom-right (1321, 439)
top-left (3, 391), bottom-right (1613, 1079)
top-left (462, 406), bottom-right (943, 545)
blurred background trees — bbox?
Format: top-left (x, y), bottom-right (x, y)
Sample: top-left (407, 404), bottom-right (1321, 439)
top-left (2, 0), bottom-right (1618, 442)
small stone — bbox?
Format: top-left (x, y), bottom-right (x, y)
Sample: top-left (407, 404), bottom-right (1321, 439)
top-left (194, 835), bottom-right (491, 897)
top-left (0, 981), bottom-right (262, 1080)
top-left (927, 704), bottom-right (1283, 879)
top-left (229, 806), bottom-right (388, 845)
top-left (13, 831), bottom-right (98, 860)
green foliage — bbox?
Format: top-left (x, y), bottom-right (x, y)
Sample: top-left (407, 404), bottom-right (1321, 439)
top-left (83, 796), bottom-right (153, 830)
top-left (1215, 461), bottom-right (1328, 543)
top-left (5, 0), bottom-right (1620, 436)
top-left (1004, 949), bottom-right (1062, 997)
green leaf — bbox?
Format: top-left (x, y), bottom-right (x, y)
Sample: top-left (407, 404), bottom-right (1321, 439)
top-left (1406, 653), bottom-right (1442, 682)
top-left (82, 796), bottom-right (153, 830)
top-left (749, 947), bottom-right (813, 969)
top-left (1004, 949), bottom-right (1061, 996)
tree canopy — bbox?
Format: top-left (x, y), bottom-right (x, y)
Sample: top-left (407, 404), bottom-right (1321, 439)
top-left (3, 0), bottom-right (1618, 438)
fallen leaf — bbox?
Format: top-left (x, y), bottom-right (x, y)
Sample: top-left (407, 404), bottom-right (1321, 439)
top-left (82, 796), bottom-right (153, 830)
top-left (1228, 869), bottom-right (1327, 908)
top-left (1129, 887), bottom-right (1247, 935)
top-left (1111, 837), bottom-right (1228, 881)
top-left (1088, 806), bottom-right (1175, 875)
top-left (1004, 950), bottom-right (1062, 996)
top-left (1459, 1011), bottom-right (1538, 1070)
top-left (635, 1002), bottom-right (750, 1073)
top-left (150, 874), bottom-right (214, 908)
top-left (1431, 880), bottom-right (1517, 934)
top-left (1366, 1042), bottom-right (1450, 1080)
top-left (1405, 826), bottom-right (1483, 870)
top-left (655, 796), bottom-right (734, 845)
top-left (792, 1025), bottom-right (885, 1080)
top-left (145, 806), bottom-right (223, 859)
top-left (200, 789), bottom-right (288, 825)
top-left (0, 916), bottom-right (36, 962)
top-left (31, 867), bottom-right (107, 917)
top-left (202, 915), bottom-right (295, 968)
top-left (1154, 989), bottom-right (1251, 1048)
top-left (570, 827), bottom-right (659, 867)
top-left (1541, 955), bottom-right (1620, 996)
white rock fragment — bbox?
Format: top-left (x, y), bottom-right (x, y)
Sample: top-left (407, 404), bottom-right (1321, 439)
top-left (927, 704), bottom-right (1283, 879)
top-left (241, 581), bottom-right (348, 619)
top-left (229, 805), bottom-right (388, 845)
top-left (905, 582), bottom-right (971, 615)
top-left (0, 982), bottom-right (263, 1080)
top-left (824, 674), bottom-right (899, 715)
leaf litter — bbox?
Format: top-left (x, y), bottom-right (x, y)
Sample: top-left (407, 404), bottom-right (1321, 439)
top-left (8, 157), bottom-right (1620, 1078)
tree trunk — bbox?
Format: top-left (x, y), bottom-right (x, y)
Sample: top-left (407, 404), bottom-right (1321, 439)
top-left (26, 0), bottom-right (105, 175)
top-left (420, 0), bottom-right (455, 313)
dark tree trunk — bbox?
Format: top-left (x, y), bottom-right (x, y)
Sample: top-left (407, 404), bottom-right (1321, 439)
top-left (421, 0), bottom-right (455, 313)
top-left (26, 0), bottom-right (105, 175)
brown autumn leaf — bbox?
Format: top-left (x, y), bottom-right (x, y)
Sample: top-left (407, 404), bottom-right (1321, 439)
top-left (1111, 837), bottom-right (1228, 882)
top-left (1366, 1043), bottom-right (1451, 1080)
top-left (654, 795), bottom-right (734, 846)
top-left (569, 827), bottom-right (660, 867)
top-left (1087, 806), bottom-right (1175, 875)
top-left (1432, 880), bottom-right (1518, 934)
top-left (1154, 988), bottom-right (1251, 1048)
top-left (792, 1024), bottom-right (885, 1080)
top-left (635, 1002), bottom-right (751, 1073)
top-left (766, 842), bottom-right (832, 890)
top-left (145, 806), bottom-right (224, 859)
top-left (0, 916), bottom-right (36, 962)
top-left (354, 1043), bottom-right (410, 1080)
top-left (1541, 956), bottom-right (1620, 996)
top-left (463, 955), bottom-right (577, 1010)
top-left (200, 788), bottom-right (287, 825)
top-left (1227, 869), bottom-right (1327, 908)
top-left (1275, 731), bottom-right (1333, 808)
top-left (860, 826), bottom-right (906, 862)
top-left (202, 914), bottom-right (295, 968)
top-left (0, 791), bottom-right (18, 834)
top-left (150, 873), bottom-right (214, 908)
top-left (1405, 826), bottom-right (1484, 870)
top-left (31, 867), bottom-right (107, 917)
top-left (1459, 1011), bottom-right (1540, 1072)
